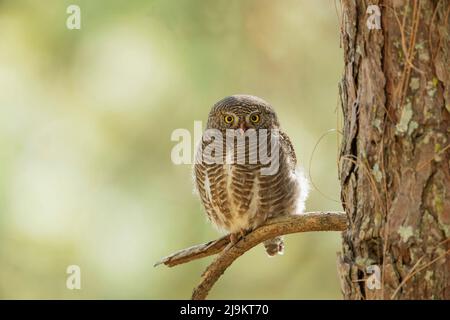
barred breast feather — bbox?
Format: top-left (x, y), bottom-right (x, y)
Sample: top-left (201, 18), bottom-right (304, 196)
top-left (193, 129), bottom-right (308, 234)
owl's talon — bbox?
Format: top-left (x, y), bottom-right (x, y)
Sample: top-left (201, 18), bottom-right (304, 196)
top-left (229, 229), bottom-right (250, 246)
top-left (229, 233), bottom-right (239, 245)
top-left (230, 231), bottom-right (246, 244)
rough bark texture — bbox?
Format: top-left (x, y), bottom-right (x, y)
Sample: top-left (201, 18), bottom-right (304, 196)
top-left (337, 0), bottom-right (450, 299)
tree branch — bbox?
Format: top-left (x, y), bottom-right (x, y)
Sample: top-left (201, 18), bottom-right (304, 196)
top-left (155, 211), bottom-right (346, 300)
top-left (154, 234), bottom-right (231, 268)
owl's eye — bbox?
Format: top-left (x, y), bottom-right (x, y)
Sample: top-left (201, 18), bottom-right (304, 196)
top-left (224, 115), bottom-right (234, 124)
top-left (250, 114), bottom-right (260, 123)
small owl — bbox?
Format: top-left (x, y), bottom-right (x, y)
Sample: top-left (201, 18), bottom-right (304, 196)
top-left (194, 95), bottom-right (309, 256)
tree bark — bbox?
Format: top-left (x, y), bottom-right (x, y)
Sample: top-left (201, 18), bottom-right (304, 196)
top-left (337, 0), bottom-right (450, 299)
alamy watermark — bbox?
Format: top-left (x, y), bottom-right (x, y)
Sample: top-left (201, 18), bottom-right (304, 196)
top-left (366, 5), bottom-right (381, 30)
top-left (66, 5), bottom-right (81, 30)
top-left (366, 265), bottom-right (381, 290)
top-left (66, 265), bottom-right (81, 290)
top-left (171, 121), bottom-right (280, 175)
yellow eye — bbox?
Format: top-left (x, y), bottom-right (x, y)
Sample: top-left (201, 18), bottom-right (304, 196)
top-left (224, 115), bottom-right (234, 124)
top-left (250, 114), bottom-right (260, 123)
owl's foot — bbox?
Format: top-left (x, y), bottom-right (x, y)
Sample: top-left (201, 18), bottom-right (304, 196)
top-left (229, 229), bottom-right (250, 245)
top-left (229, 233), bottom-right (239, 245)
top-left (264, 236), bottom-right (285, 257)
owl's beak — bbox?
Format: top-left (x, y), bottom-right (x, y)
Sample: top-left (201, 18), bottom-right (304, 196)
top-left (239, 122), bottom-right (248, 135)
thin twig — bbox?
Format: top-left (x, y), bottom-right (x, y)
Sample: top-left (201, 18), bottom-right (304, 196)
top-left (308, 129), bottom-right (342, 204)
top-left (154, 235), bottom-right (230, 268)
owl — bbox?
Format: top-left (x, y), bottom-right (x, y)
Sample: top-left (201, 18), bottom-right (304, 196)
top-left (194, 95), bottom-right (309, 256)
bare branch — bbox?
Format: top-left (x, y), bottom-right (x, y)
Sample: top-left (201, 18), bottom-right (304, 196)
top-left (155, 211), bottom-right (346, 300)
top-left (154, 234), bottom-right (230, 268)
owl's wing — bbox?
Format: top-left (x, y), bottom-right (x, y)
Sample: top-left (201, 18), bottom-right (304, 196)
top-left (279, 130), bottom-right (297, 168)
top-left (193, 141), bottom-right (217, 224)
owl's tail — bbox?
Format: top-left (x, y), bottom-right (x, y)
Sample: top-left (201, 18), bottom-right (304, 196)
top-left (263, 236), bottom-right (284, 256)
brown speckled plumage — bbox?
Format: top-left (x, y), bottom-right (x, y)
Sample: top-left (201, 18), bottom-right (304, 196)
top-left (194, 95), bottom-right (308, 256)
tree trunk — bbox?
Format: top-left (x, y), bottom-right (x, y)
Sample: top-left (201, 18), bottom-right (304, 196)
top-left (337, 0), bottom-right (450, 300)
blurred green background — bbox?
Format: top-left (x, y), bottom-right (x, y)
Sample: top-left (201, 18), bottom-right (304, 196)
top-left (0, 0), bottom-right (343, 299)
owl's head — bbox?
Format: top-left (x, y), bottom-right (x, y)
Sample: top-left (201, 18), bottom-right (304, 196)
top-left (206, 95), bottom-right (280, 131)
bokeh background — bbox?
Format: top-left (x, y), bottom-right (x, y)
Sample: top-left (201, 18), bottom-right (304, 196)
top-left (0, 0), bottom-right (343, 299)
